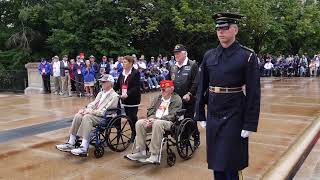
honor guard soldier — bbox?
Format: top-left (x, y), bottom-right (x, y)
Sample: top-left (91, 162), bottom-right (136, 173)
top-left (195, 12), bottom-right (261, 180)
top-left (169, 44), bottom-right (200, 146)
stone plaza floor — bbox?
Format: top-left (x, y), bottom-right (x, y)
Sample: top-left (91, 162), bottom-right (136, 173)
top-left (0, 77), bottom-right (320, 180)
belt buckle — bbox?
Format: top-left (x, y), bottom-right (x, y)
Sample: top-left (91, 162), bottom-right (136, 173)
top-left (214, 86), bottom-right (220, 93)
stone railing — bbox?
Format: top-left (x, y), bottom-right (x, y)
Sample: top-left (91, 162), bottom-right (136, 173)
top-left (262, 117), bottom-right (320, 179)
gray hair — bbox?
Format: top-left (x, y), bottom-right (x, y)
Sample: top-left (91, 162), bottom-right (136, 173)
top-left (181, 51), bottom-right (188, 57)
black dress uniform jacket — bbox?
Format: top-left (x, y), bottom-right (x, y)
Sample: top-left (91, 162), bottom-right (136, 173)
top-left (195, 41), bottom-right (260, 171)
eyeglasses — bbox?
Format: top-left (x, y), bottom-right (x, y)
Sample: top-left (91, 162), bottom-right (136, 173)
top-left (216, 26), bottom-right (230, 31)
top-left (160, 88), bottom-right (166, 92)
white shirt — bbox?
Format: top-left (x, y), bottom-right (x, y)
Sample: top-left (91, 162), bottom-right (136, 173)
top-left (175, 57), bottom-right (188, 68)
top-left (110, 63), bottom-right (115, 70)
top-left (122, 68), bottom-right (132, 82)
top-left (98, 89), bottom-right (112, 107)
top-left (114, 61), bottom-right (122, 68)
top-left (133, 63), bottom-right (138, 70)
top-left (52, 61), bottom-right (61, 77)
top-left (264, 62), bottom-right (273, 70)
top-left (138, 61), bottom-right (147, 69)
top-left (155, 97), bottom-right (171, 119)
top-left (63, 61), bottom-right (68, 67)
top-left (315, 59), bottom-right (320, 67)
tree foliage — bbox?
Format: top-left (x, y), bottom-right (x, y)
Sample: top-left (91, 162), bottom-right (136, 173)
top-left (0, 0), bottom-right (320, 70)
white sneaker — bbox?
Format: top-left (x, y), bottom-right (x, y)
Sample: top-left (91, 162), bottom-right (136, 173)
top-left (145, 154), bottom-right (160, 164)
top-left (71, 146), bottom-right (88, 156)
top-left (56, 143), bottom-right (75, 152)
top-left (152, 85), bottom-right (155, 89)
top-left (156, 85), bottom-right (160, 88)
top-left (125, 151), bottom-right (148, 161)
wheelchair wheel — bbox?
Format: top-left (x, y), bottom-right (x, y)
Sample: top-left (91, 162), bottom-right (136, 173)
top-left (94, 145), bottom-right (104, 158)
top-left (105, 115), bottom-right (133, 152)
top-left (176, 118), bottom-right (197, 160)
top-left (167, 148), bottom-right (176, 167)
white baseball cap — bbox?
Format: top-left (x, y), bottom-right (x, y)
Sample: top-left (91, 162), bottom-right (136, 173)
top-left (98, 74), bottom-right (114, 83)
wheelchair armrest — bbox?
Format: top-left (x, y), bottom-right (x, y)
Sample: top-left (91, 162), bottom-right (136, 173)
top-left (107, 108), bottom-right (121, 112)
top-left (104, 108), bottom-right (121, 118)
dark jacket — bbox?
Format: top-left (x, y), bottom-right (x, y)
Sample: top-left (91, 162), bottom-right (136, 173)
top-left (114, 68), bottom-right (141, 105)
top-left (73, 62), bottom-right (85, 76)
top-left (60, 60), bottom-right (70, 77)
top-left (169, 59), bottom-right (198, 100)
top-left (147, 93), bottom-right (182, 122)
top-left (99, 62), bottom-right (110, 75)
top-left (91, 62), bottom-right (99, 78)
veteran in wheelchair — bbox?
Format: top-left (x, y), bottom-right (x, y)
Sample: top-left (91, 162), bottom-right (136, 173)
top-left (125, 80), bottom-right (199, 166)
top-left (56, 74), bottom-right (120, 156)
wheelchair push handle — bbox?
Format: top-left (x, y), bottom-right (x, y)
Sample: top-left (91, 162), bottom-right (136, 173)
top-left (176, 109), bottom-right (187, 116)
top-left (175, 109), bottom-right (186, 121)
top-left (104, 99), bottom-right (127, 118)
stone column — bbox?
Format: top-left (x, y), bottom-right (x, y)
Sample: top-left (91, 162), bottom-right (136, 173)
top-left (24, 62), bottom-right (49, 94)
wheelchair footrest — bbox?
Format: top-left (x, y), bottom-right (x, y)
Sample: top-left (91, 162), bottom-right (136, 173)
top-left (79, 153), bottom-right (89, 157)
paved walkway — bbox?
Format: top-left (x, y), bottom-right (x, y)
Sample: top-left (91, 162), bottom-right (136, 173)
top-left (0, 77), bottom-right (320, 179)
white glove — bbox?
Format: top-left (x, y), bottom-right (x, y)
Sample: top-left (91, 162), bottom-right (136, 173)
top-left (200, 121), bottom-right (206, 128)
top-left (241, 130), bottom-right (252, 138)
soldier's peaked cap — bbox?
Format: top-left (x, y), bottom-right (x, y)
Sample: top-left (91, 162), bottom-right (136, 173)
top-left (213, 12), bottom-right (244, 28)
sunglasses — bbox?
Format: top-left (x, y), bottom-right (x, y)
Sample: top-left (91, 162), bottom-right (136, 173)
top-left (160, 88), bottom-right (167, 92)
top-left (216, 26), bottom-right (230, 31)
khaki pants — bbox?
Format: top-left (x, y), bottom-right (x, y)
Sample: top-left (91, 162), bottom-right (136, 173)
top-left (53, 76), bottom-right (61, 93)
top-left (135, 119), bottom-right (173, 155)
top-left (61, 73), bottom-right (71, 95)
top-left (69, 113), bottom-right (104, 140)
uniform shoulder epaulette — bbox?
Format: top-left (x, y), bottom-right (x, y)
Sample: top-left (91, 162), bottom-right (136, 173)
top-left (240, 45), bottom-right (254, 53)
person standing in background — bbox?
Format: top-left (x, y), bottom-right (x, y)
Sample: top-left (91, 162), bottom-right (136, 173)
top-left (169, 44), bottom-right (200, 147)
top-left (51, 56), bottom-right (62, 95)
top-left (69, 59), bottom-right (76, 92)
top-left (60, 55), bottom-right (72, 96)
top-left (38, 58), bottom-right (52, 94)
top-left (73, 56), bottom-right (85, 97)
top-left (114, 55), bottom-right (141, 139)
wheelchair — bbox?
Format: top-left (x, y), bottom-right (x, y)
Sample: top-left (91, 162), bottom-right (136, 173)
top-left (130, 109), bottom-right (199, 166)
top-left (75, 103), bottom-right (134, 158)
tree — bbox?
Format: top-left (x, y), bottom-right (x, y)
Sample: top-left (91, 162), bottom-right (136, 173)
top-left (46, 0), bottom-right (135, 57)
top-left (1, 0), bottom-right (320, 71)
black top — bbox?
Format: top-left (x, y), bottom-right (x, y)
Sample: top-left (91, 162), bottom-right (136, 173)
top-left (114, 68), bottom-right (141, 105)
top-left (169, 59), bottom-right (198, 100)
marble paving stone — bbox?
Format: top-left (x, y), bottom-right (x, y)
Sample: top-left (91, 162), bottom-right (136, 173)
top-left (0, 78), bottom-right (320, 179)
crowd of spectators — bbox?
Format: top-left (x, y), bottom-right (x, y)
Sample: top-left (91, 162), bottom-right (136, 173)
top-left (38, 54), bottom-right (175, 96)
top-left (258, 53), bottom-right (320, 77)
